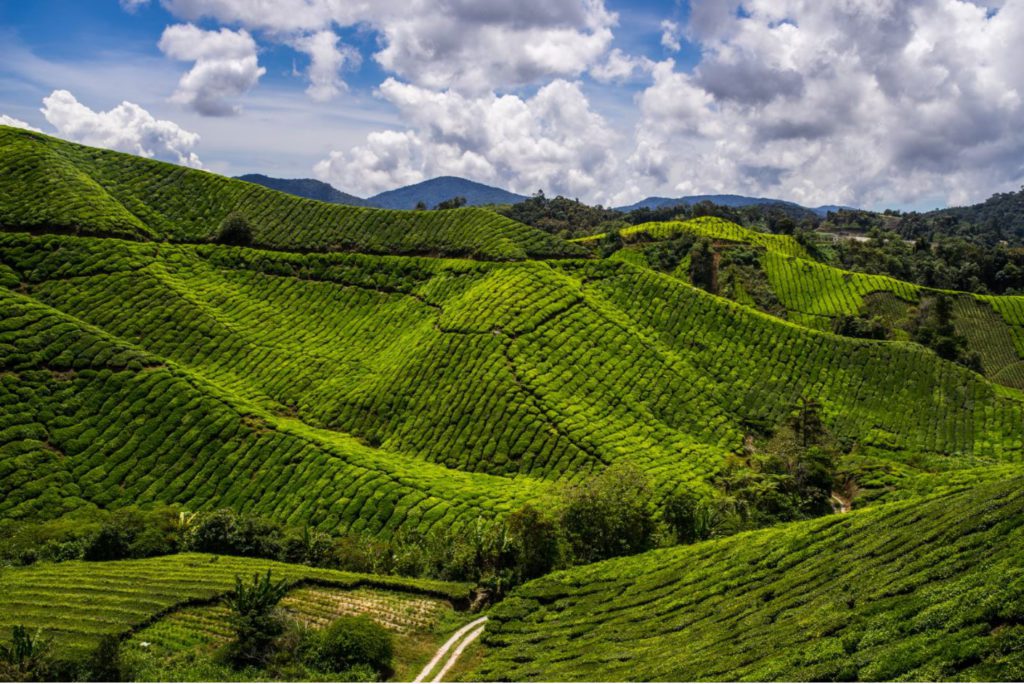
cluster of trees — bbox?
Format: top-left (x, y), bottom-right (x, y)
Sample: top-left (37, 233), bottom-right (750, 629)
top-left (905, 295), bottom-right (982, 372)
top-left (831, 229), bottom-right (1024, 295)
top-left (500, 192), bottom-right (820, 242)
top-left (825, 187), bottom-right (1024, 247)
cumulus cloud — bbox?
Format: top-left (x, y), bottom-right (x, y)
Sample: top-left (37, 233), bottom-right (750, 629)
top-left (158, 0), bottom-right (617, 93)
top-left (626, 0), bottom-right (1024, 208)
top-left (315, 78), bottom-right (618, 199)
top-left (40, 90), bottom-right (202, 167)
top-left (0, 115), bottom-right (42, 132)
top-left (158, 24), bottom-right (265, 116)
top-left (290, 30), bottom-right (360, 102)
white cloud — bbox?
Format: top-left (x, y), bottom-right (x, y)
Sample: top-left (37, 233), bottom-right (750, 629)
top-left (0, 115), bottom-right (42, 132)
top-left (624, 0), bottom-right (1024, 209)
top-left (158, 24), bottom-right (265, 116)
top-left (590, 48), bottom-right (654, 83)
top-left (40, 90), bottom-right (202, 167)
top-left (119, 0), bottom-right (149, 11)
top-left (660, 19), bottom-right (681, 51)
top-left (158, 0), bottom-right (617, 94)
top-left (315, 78), bottom-right (619, 199)
top-left (289, 30), bottom-right (360, 102)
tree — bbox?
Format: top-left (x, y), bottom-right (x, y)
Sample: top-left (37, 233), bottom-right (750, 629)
top-left (217, 212), bottom-right (253, 246)
top-left (689, 239), bottom-right (716, 293)
top-left (663, 491), bottom-right (720, 544)
top-left (434, 196), bottom-right (467, 210)
top-left (414, 200), bottom-right (427, 210)
top-left (224, 571), bottom-right (289, 667)
top-left (507, 504), bottom-right (561, 581)
top-left (560, 464), bottom-right (656, 564)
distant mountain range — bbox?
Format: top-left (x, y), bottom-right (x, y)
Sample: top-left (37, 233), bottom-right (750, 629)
top-left (235, 174), bottom-right (369, 207)
top-left (616, 194), bottom-right (852, 217)
top-left (236, 174), bottom-right (526, 210)
top-left (237, 174), bottom-right (849, 216)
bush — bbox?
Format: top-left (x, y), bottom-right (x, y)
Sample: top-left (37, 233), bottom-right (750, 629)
top-left (561, 464), bottom-right (657, 564)
top-left (217, 212), bottom-right (253, 246)
top-left (304, 616), bottom-right (393, 677)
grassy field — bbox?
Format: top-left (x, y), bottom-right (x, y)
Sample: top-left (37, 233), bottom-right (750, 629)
top-left (475, 473), bottom-right (1024, 681)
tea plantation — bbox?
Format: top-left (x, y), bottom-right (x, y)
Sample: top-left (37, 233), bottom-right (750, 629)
top-left (475, 473), bottom-right (1024, 681)
top-left (3, 127), bottom-right (1024, 681)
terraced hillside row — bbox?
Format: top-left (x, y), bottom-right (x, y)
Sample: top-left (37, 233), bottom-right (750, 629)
top-left (604, 218), bottom-right (1024, 390)
top-left (0, 553), bottom-right (471, 654)
top-left (3, 231), bottom-right (1023, 535)
top-left (0, 126), bottom-right (581, 260)
top-left (0, 283), bottom-right (545, 530)
top-left (475, 473), bottom-right (1024, 681)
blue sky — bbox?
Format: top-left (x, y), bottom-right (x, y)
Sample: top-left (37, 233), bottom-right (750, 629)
top-left (2, 0), bottom-right (1022, 210)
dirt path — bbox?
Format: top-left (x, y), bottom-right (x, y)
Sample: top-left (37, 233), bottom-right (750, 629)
top-left (414, 616), bottom-right (488, 683)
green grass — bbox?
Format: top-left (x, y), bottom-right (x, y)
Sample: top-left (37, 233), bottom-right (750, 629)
top-left (0, 126), bottom-right (581, 261)
top-left (475, 473), bottom-right (1024, 681)
top-left (0, 553), bottom-right (471, 655)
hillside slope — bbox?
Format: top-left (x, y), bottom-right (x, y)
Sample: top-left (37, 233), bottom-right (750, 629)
top-left (476, 474), bottom-right (1024, 681)
top-left (0, 127), bottom-right (579, 260)
top-left (3, 230), bottom-right (1023, 533)
top-left (587, 218), bottom-right (1024, 390)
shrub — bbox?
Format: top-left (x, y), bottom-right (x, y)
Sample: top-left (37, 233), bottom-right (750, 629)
top-left (184, 509), bottom-right (284, 559)
top-left (304, 616), bottom-right (393, 677)
top-left (0, 625), bottom-right (49, 682)
top-left (224, 571), bottom-right (289, 667)
top-left (217, 212), bottom-right (253, 246)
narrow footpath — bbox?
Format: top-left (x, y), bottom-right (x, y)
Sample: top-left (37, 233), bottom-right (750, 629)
top-left (414, 616), bottom-right (489, 683)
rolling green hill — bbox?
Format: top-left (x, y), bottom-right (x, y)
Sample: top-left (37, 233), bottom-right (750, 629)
top-left (0, 126), bottom-right (580, 260)
top-left (475, 473), bottom-right (1024, 681)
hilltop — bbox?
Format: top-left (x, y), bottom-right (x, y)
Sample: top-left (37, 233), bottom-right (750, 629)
top-left (365, 176), bottom-right (527, 209)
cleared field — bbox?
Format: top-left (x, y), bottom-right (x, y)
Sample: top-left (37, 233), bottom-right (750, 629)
top-left (475, 473), bottom-right (1024, 681)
